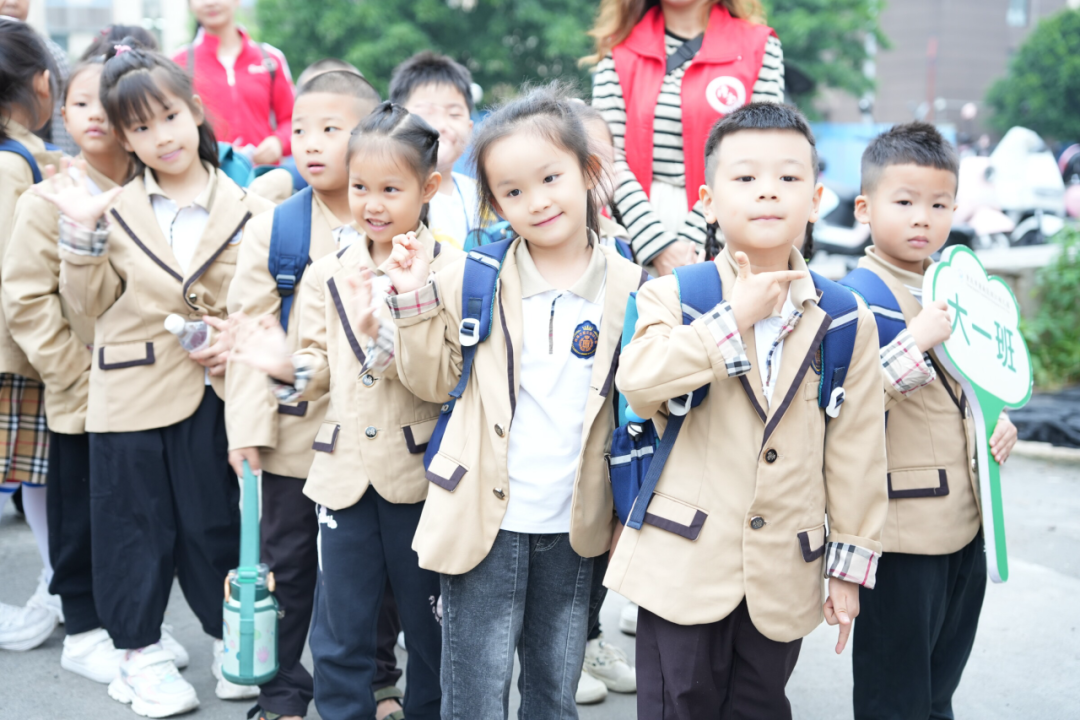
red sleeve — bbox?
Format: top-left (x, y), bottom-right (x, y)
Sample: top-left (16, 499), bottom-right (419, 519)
top-left (266, 45), bottom-right (295, 156)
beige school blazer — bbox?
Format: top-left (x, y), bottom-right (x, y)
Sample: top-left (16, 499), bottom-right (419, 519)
top-left (1, 160), bottom-right (117, 434)
top-left (225, 192), bottom-right (342, 479)
top-left (58, 168), bottom-right (272, 432)
top-left (607, 247), bottom-right (888, 642)
top-left (0, 121), bottom-right (64, 381)
top-left (860, 249), bottom-right (982, 555)
top-left (394, 239), bottom-right (648, 576)
top-left (295, 226), bottom-right (461, 510)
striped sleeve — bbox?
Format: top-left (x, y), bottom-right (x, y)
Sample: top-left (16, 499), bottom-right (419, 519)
top-left (751, 36), bottom-right (785, 103)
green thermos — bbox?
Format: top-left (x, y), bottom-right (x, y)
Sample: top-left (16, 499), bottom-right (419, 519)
top-left (220, 460), bottom-right (280, 685)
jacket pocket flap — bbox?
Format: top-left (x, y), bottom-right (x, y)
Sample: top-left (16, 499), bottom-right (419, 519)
top-left (797, 523), bottom-right (826, 562)
top-left (277, 401), bottom-right (309, 417)
top-left (98, 342), bottom-right (155, 370)
top-left (425, 453), bottom-right (467, 492)
top-left (642, 493), bottom-right (707, 541)
top-left (888, 468), bottom-right (949, 499)
top-left (312, 422), bottom-right (339, 453)
top-left (402, 417), bottom-right (439, 455)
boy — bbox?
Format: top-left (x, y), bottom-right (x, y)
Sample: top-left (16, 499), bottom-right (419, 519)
top-left (225, 69), bottom-right (379, 720)
top-left (845, 122), bottom-right (1017, 720)
top-left (389, 51), bottom-right (478, 249)
top-left (609, 102), bottom-right (888, 719)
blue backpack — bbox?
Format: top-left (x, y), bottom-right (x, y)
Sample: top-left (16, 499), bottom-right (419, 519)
top-left (609, 263), bottom-right (860, 529)
top-left (268, 186), bottom-right (314, 331)
top-left (0, 138), bottom-right (58, 184)
top-left (838, 267), bottom-right (907, 347)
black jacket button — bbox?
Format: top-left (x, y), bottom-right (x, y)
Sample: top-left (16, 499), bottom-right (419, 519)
top-left (765, 449), bottom-right (778, 463)
top-left (750, 516), bottom-right (765, 530)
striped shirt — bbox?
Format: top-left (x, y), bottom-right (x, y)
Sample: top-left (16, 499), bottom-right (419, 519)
top-left (593, 34), bottom-right (785, 264)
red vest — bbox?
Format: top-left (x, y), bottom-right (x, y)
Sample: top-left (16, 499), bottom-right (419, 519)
top-left (613, 5), bottom-right (775, 210)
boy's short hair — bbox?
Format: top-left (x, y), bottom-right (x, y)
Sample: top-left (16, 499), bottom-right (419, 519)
top-left (297, 70), bottom-right (380, 106)
top-left (296, 57), bottom-right (364, 89)
top-left (861, 121), bottom-right (959, 194)
top-left (703, 102), bottom-right (818, 187)
top-left (389, 51), bottom-right (474, 113)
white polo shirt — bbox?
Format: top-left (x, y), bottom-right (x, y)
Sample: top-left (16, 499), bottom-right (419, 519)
top-left (144, 164), bottom-right (215, 275)
top-left (502, 241), bottom-right (607, 535)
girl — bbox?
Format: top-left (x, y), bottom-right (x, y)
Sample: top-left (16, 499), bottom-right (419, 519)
top-left (230, 102), bottom-right (457, 720)
top-left (588, 0), bottom-right (784, 275)
top-left (382, 83), bottom-right (646, 720)
top-left (32, 40), bottom-right (272, 717)
top-left (0, 18), bottom-right (64, 654)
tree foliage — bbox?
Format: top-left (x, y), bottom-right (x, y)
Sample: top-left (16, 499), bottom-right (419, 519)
top-left (986, 9), bottom-right (1080, 141)
top-left (254, 0), bottom-right (885, 107)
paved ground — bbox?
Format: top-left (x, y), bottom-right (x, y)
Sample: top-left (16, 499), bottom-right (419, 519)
top-left (1, 453), bottom-right (1078, 719)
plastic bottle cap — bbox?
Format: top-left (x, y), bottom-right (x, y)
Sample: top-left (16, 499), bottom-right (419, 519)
top-left (164, 313), bottom-right (186, 336)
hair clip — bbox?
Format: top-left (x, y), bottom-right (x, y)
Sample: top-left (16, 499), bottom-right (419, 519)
top-left (114, 44), bottom-right (133, 56)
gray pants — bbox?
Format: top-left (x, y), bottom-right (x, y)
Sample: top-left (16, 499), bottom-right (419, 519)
top-left (440, 530), bottom-right (595, 720)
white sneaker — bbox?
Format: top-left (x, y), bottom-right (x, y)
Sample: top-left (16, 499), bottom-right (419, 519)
top-left (26, 569), bottom-right (64, 624)
top-left (619, 602), bottom-right (638, 636)
top-left (159, 625), bottom-right (188, 669)
top-left (62, 627), bottom-right (125, 683)
top-left (211, 639), bottom-right (260, 700)
top-left (107, 644), bottom-right (199, 718)
top-left (584, 635), bottom-right (636, 693)
top-left (575, 666), bottom-right (608, 704)
top-left (0, 600), bottom-right (57, 651)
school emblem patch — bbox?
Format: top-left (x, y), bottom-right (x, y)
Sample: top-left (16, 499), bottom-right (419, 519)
top-left (572, 320), bottom-right (599, 359)
top-left (705, 76), bottom-right (747, 115)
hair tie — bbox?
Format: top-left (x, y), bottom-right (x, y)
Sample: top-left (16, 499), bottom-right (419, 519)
top-left (114, 44), bottom-right (132, 56)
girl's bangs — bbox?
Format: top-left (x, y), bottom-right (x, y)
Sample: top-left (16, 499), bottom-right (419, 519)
top-left (109, 68), bottom-right (174, 128)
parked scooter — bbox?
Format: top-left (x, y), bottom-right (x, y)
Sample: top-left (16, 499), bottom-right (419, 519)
top-left (989, 127), bottom-right (1066, 245)
top-left (952, 155), bottom-right (1014, 250)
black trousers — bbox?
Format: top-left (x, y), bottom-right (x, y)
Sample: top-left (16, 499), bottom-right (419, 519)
top-left (373, 580), bottom-right (403, 693)
top-left (637, 600), bottom-right (802, 720)
top-left (46, 431), bottom-right (100, 634)
top-left (89, 388), bottom-right (240, 649)
top-left (587, 551), bottom-right (609, 641)
top-left (310, 488), bottom-right (441, 720)
top-left (257, 472), bottom-right (318, 717)
top-left (853, 534), bottom-right (987, 720)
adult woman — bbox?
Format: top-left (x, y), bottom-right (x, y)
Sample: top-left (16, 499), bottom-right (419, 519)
top-left (173, 0), bottom-right (294, 166)
top-left (589, 0), bottom-right (784, 275)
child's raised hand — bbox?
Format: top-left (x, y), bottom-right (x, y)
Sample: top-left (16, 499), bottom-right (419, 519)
top-left (907, 300), bottom-right (952, 353)
top-left (727, 251), bottom-right (806, 336)
top-left (990, 411), bottom-right (1018, 464)
top-left (345, 266), bottom-right (380, 339)
top-left (380, 231), bottom-right (430, 294)
top-left (823, 578), bottom-right (861, 654)
top-left (33, 156), bottom-right (122, 229)
top-left (229, 313), bottom-right (294, 382)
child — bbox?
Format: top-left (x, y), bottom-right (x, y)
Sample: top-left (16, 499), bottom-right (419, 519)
top-left (295, 57), bottom-right (366, 89)
top-left (224, 67), bottom-right (380, 720)
top-left (389, 51), bottom-right (479, 249)
top-left (231, 102), bottom-right (457, 720)
top-left (382, 83), bottom-right (646, 720)
top-left (609, 102), bottom-right (889, 719)
top-left (844, 122), bottom-right (1017, 720)
top-left (0, 18), bottom-right (65, 653)
top-left (32, 40), bottom-right (272, 717)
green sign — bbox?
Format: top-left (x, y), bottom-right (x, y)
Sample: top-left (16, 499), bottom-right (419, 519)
top-left (923, 245), bottom-right (1033, 583)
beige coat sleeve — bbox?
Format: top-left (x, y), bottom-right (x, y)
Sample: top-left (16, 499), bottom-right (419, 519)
top-left (58, 234), bottom-right (124, 319)
top-left (292, 264), bottom-right (331, 402)
top-left (392, 269), bottom-right (464, 405)
top-left (0, 157), bottom-right (34, 269)
top-left (616, 275), bottom-right (743, 419)
top-left (2, 192), bottom-right (92, 392)
top-left (822, 302), bottom-right (888, 553)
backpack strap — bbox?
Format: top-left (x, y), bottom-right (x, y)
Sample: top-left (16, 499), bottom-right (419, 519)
top-left (257, 43), bottom-right (279, 131)
top-left (0, 139), bottom-right (43, 184)
top-left (839, 267), bottom-right (907, 348)
top-left (625, 262), bottom-right (723, 531)
top-left (614, 237), bottom-right (634, 261)
top-left (269, 186), bottom-right (314, 331)
top-left (811, 271), bottom-right (860, 420)
top-left (448, 238), bottom-right (515, 400)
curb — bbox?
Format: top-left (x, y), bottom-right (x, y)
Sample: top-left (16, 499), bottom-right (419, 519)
top-left (1011, 440), bottom-right (1080, 464)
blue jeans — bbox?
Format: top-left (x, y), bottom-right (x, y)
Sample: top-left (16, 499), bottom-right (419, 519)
top-left (440, 530), bottom-right (595, 720)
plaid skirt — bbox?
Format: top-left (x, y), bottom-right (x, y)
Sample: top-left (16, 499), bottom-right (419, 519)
top-left (0, 373), bottom-right (49, 489)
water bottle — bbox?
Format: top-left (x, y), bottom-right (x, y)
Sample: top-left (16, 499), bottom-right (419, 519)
top-left (164, 314), bottom-right (210, 352)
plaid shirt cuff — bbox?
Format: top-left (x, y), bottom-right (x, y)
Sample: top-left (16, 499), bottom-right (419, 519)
top-left (58, 214), bottom-right (109, 256)
top-left (824, 541), bottom-right (879, 589)
top-left (700, 300), bottom-right (750, 377)
top-left (880, 329), bottom-right (936, 395)
top-left (269, 356), bottom-right (312, 404)
top-left (362, 317), bottom-right (396, 374)
top-left (386, 279), bottom-right (440, 320)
